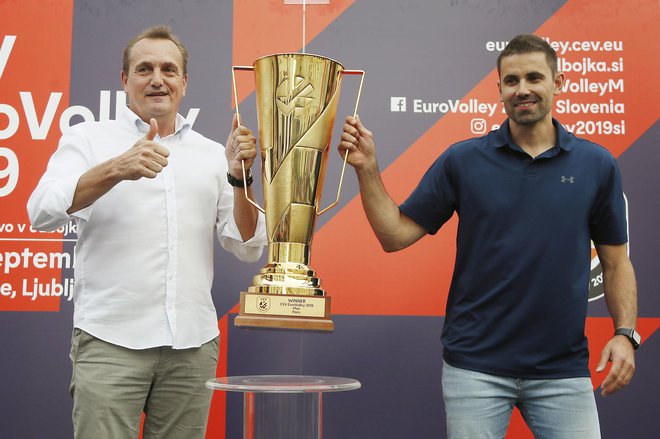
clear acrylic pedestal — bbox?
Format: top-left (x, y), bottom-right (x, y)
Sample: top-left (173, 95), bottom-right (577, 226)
top-left (206, 375), bottom-right (361, 439)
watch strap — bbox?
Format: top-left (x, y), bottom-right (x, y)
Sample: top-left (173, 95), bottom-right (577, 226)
top-left (614, 327), bottom-right (641, 350)
top-left (227, 169), bottom-right (253, 188)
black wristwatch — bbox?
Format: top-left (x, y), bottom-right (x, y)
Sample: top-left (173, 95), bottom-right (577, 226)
top-left (227, 169), bottom-right (253, 188)
top-left (614, 328), bottom-right (641, 350)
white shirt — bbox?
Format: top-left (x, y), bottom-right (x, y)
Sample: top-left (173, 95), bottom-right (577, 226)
top-left (27, 107), bottom-right (266, 349)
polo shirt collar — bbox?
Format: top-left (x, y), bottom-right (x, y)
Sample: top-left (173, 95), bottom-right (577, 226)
top-left (490, 118), bottom-right (574, 152)
top-left (119, 105), bottom-right (192, 139)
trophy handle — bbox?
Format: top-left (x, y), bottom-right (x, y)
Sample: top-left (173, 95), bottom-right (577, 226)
top-left (232, 65), bottom-right (265, 214)
top-left (317, 69), bottom-right (365, 216)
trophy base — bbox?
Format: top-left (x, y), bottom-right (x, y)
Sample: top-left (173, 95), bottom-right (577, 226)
top-left (234, 315), bottom-right (334, 331)
top-left (235, 292), bottom-right (334, 331)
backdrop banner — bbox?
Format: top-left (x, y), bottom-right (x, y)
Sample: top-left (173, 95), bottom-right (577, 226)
top-left (1, 1), bottom-right (658, 438)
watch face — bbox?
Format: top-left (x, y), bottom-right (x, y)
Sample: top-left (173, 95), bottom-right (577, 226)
top-left (616, 328), bottom-right (641, 349)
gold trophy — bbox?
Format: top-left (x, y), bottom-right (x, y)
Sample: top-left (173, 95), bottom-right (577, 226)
top-left (232, 53), bottom-right (364, 331)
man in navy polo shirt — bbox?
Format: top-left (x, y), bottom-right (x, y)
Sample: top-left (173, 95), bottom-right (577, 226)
top-left (338, 34), bottom-right (638, 438)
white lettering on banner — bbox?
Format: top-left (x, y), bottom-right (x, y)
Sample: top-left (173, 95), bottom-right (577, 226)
top-left (0, 223), bottom-right (14, 232)
top-left (22, 277), bottom-right (74, 302)
top-left (0, 247), bottom-right (74, 274)
top-left (412, 99), bottom-right (499, 117)
top-left (398, 35), bottom-right (628, 137)
top-left (20, 91), bottom-right (63, 140)
top-left (1, 222), bottom-right (76, 235)
top-left (0, 104), bottom-right (20, 139)
top-left (100, 90), bottom-right (111, 121)
top-left (0, 282), bottom-right (16, 299)
top-left (557, 57), bottom-right (623, 75)
top-left (562, 78), bottom-right (624, 96)
top-left (0, 90), bottom-right (200, 142)
top-left (0, 35), bottom-right (16, 78)
top-left (0, 147), bottom-right (19, 196)
top-left (28, 221), bottom-right (77, 235)
top-left (485, 40), bottom-right (508, 52)
top-left (564, 120), bottom-right (626, 136)
top-left (555, 99), bottom-right (625, 114)
top-left (574, 40), bottom-right (620, 54)
top-left (546, 39), bottom-right (624, 55)
top-left (59, 105), bottom-right (96, 132)
top-left (485, 38), bottom-right (624, 56)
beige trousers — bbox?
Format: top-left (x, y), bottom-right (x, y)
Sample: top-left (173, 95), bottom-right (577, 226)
top-left (69, 329), bottom-right (219, 439)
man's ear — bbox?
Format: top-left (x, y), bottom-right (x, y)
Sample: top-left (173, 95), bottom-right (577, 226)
top-left (553, 71), bottom-right (565, 96)
top-left (121, 70), bottom-right (128, 91)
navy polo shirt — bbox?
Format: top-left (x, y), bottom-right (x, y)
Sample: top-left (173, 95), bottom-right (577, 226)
top-left (400, 119), bottom-right (628, 379)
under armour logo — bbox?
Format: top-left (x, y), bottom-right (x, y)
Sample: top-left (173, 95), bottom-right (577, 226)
top-left (560, 176), bottom-right (575, 183)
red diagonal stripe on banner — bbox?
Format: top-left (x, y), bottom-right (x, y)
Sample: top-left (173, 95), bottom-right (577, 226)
top-left (0, 0), bottom-right (73, 312)
top-left (314, 0), bottom-right (660, 317)
top-left (232, 0), bottom-right (355, 105)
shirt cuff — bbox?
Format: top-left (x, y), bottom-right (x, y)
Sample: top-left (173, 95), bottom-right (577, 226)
top-left (221, 212), bottom-right (267, 245)
top-left (31, 173), bottom-right (86, 228)
top-left (218, 212), bottom-right (268, 262)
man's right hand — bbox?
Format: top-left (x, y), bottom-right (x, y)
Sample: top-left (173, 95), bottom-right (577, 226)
top-left (115, 118), bottom-right (170, 180)
top-left (336, 114), bottom-right (427, 252)
top-left (66, 119), bottom-right (170, 214)
top-left (338, 115), bottom-right (377, 172)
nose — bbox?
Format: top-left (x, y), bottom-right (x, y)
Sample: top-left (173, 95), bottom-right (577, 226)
top-left (150, 69), bottom-right (164, 87)
top-left (516, 80), bottom-right (530, 96)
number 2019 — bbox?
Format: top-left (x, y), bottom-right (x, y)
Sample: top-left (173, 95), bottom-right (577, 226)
top-left (0, 147), bottom-right (19, 197)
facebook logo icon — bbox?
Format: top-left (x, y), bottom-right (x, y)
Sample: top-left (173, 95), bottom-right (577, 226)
top-left (390, 97), bottom-right (406, 112)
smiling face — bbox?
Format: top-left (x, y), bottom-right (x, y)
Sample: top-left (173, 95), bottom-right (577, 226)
top-left (121, 38), bottom-right (188, 128)
top-left (498, 51), bottom-right (563, 128)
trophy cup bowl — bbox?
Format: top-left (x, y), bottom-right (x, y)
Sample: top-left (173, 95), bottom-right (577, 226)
top-left (232, 53), bottom-right (364, 331)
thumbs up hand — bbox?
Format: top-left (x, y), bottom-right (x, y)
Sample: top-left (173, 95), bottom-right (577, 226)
top-left (115, 118), bottom-right (171, 180)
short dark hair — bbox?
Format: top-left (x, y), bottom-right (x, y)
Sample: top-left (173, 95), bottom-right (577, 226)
top-left (497, 34), bottom-right (557, 77)
top-left (122, 25), bottom-right (188, 74)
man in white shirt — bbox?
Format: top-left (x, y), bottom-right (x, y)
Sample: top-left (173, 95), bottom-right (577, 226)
top-left (27, 25), bottom-right (266, 439)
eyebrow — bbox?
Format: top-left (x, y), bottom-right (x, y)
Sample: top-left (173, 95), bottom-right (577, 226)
top-left (161, 62), bottom-right (179, 71)
top-left (526, 71), bottom-right (545, 78)
top-left (503, 71), bottom-right (546, 81)
top-left (134, 61), bottom-right (153, 70)
top-left (133, 61), bottom-right (179, 71)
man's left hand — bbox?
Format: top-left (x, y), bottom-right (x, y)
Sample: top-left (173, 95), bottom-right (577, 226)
top-left (225, 113), bottom-right (257, 179)
top-left (596, 335), bottom-right (636, 396)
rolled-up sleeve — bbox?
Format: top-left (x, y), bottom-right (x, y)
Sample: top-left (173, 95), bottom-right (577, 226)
top-left (218, 211), bottom-right (267, 262)
top-left (215, 172), bottom-right (267, 262)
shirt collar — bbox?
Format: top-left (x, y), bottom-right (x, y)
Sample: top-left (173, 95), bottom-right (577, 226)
top-left (119, 105), bottom-right (192, 139)
top-left (489, 118), bottom-right (574, 152)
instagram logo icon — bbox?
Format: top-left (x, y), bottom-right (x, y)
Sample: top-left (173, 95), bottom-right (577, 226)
top-left (470, 118), bottom-right (487, 134)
